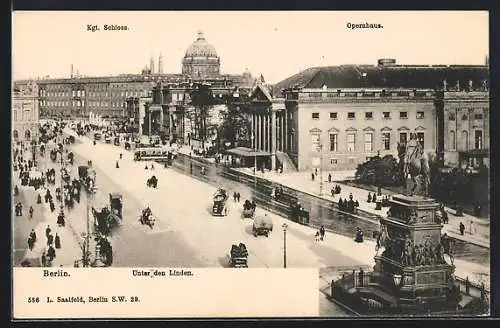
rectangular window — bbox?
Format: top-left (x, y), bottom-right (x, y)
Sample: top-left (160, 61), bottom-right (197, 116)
top-left (329, 133), bottom-right (338, 152)
top-left (330, 159), bottom-right (338, 164)
top-left (383, 112), bottom-right (391, 119)
top-left (382, 132), bottom-right (391, 150)
top-left (416, 132), bottom-right (425, 148)
top-left (347, 112), bottom-right (355, 119)
top-left (474, 113), bottom-right (483, 120)
top-left (329, 112), bottom-right (337, 119)
top-left (311, 134), bottom-right (320, 152)
top-left (475, 130), bottom-right (483, 149)
top-left (400, 111), bottom-right (408, 119)
top-left (416, 111), bottom-right (425, 119)
top-left (365, 112), bottom-right (373, 119)
top-left (400, 132), bottom-right (408, 144)
top-left (347, 133), bottom-right (356, 152)
top-left (364, 133), bottom-right (373, 152)
top-left (312, 112), bottom-right (320, 119)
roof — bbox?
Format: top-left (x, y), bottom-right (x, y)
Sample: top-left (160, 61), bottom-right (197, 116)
top-left (185, 31), bottom-right (218, 58)
top-left (274, 64), bottom-right (489, 95)
top-left (226, 147), bottom-right (271, 157)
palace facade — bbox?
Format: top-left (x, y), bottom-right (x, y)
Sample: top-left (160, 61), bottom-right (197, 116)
top-left (12, 81), bottom-right (39, 141)
top-left (18, 31), bottom-right (254, 120)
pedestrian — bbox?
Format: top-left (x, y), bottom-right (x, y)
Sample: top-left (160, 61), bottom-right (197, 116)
top-left (119, 153), bottom-right (123, 160)
top-left (27, 236), bottom-right (34, 251)
top-left (17, 203), bottom-right (23, 216)
top-left (49, 201), bottom-right (55, 213)
top-left (459, 222), bottom-right (465, 235)
top-left (47, 233), bottom-right (54, 246)
top-left (151, 163), bottom-right (154, 170)
top-left (328, 173), bottom-right (332, 183)
top-left (116, 160), bottom-right (119, 169)
top-left (315, 168), bottom-right (318, 176)
top-left (47, 245), bottom-right (56, 262)
top-left (311, 172), bottom-right (315, 181)
top-left (237, 192), bottom-right (241, 202)
top-left (37, 194), bottom-right (42, 204)
top-left (315, 231), bottom-right (320, 242)
top-left (367, 193), bottom-right (372, 203)
top-left (358, 268), bottom-right (365, 287)
top-left (41, 251), bottom-right (47, 267)
top-left (54, 233), bottom-right (61, 249)
top-left (30, 229), bottom-right (37, 243)
top-left (320, 225), bottom-right (325, 241)
top-left (29, 206), bottom-right (34, 219)
top-left (45, 225), bottom-right (51, 239)
top-left (233, 192), bottom-right (238, 202)
top-left (145, 164), bottom-right (148, 170)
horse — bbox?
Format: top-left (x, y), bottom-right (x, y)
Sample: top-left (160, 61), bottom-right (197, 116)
top-left (401, 138), bottom-right (430, 197)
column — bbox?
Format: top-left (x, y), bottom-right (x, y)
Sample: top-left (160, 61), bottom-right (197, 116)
top-left (271, 108), bottom-right (277, 170)
top-left (169, 106), bottom-right (176, 141)
top-left (283, 108), bottom-right (288, 152)
top-left (252, 113), bottom-right (256, 149)
top-left (257, 114), bottom-right (262, 151)
top-left (281, 113), bottom-right (285, 151)
top-left (263, 114), bottom-right (267, 152)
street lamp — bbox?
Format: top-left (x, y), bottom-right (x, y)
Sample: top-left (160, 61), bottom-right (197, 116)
top-left (282, 223), bottom-right (288, 268)
top-left (318, 143), bottom-right (324, 196)
top-left (251, 133), bottom-right (257, 188)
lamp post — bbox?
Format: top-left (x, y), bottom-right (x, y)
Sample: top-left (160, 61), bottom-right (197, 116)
top-left (318, 143), bottom-right (324, 196)
top-left (58, 150), bottom-right (65, 220)
top-left (282, 223), bottom-right (288, 268)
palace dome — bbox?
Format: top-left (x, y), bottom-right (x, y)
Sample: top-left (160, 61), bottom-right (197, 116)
top-left (185, 31), bottom-right (218, 58)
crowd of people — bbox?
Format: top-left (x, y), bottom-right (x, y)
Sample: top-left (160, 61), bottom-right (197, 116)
top-left (14, 121), bottom-right (77, 267)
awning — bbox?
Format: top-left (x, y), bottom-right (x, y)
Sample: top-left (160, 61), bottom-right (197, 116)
top-left (459, 149), bottom-right (489, 158)
top-left (226, 147), bottom-right (271, 157)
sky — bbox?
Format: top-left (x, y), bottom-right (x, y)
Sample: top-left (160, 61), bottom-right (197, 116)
top-left (12, 11), bottom-right (489, 84)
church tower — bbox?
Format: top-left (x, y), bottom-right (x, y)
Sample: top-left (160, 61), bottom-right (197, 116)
top-left (150, 55), bottom-right (155, 74)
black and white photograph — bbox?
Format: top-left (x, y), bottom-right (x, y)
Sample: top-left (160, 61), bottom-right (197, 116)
top-left (12, 11), bottom-right (490, 318)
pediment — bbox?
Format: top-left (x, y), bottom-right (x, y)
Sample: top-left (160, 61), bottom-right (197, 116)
top-left (398, 126), bottom-right (410, 131)
top-left (328, 127), bottom-right (340, 133)
top-left (381, 126), bottom-right (393, 132)
top-left (309, 127), bottom-right (322, 134)
top-left (345, 127), bottom-right (357, 132)
top-left (363, 127), bottom-right (375, 132)
top-left (415, 126), bottom-right (426, 131)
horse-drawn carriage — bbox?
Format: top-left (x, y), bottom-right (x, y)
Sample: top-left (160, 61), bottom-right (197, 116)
top-left (242, 200), bottom-right (256, 218)
top-left (253, 214), bottom-right (273, 237)
top-left (146, 175), bottom-right (158, 188)
top-left (290, 202), bottom-right (310, 225)
top-left (105, 135), bottom-right (112, 144)
top-left (228, 243), bottom-right (249, 268)
top-left (212, 188), bottom-right (229, 216)
top-left (114, 136), bottom-right (120, 146)
top-left (50, 149), bottom-right (58, 162)
top-left (79, 165), bottom-right (95, 192)
top-left (124, 142), bottom-right (131, 151)
top-left (92, 193), bottom-right (123, 236)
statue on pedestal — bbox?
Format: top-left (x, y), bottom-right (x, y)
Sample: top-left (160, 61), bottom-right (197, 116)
top-left (398, 132), bottom-right (430, 197)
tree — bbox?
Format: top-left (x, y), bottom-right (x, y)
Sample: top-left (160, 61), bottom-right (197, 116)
top-left (189, 83), bottom-right (218, 149)
top-left (218, 104), bottom-right (251, 150)
top-left (354, 155), bottom-right (400, 186)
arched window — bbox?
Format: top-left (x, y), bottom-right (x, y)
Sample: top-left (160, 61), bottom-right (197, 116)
top-left (13, 130), bottom-right (18, 139)
top-left (449, 131), bottom-right (456, 150)
top-left (462, 131), bottom-right (468, 150)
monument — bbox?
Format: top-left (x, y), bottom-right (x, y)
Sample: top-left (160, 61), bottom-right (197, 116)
top-left (330, 143), bottom-right (488, 315)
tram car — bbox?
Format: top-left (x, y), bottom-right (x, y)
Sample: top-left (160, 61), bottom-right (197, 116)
top-left (212, 188), bottom-right (229, 216)
top-left (133, 147), bottom-right (170, 162)
top-left (252, 214), bottom-right (273, 237)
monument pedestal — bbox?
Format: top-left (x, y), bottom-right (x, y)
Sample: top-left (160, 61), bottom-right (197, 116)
top-left (371, 195), bottom-right (460, 312)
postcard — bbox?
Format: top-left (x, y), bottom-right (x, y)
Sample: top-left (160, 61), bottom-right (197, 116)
top-left (11, 10), bottom-right (490, 319)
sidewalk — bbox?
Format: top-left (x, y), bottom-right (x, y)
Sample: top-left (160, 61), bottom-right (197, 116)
top-left (17, 149), bottom-right (83, 267)
top-left (233, 168), bottom-right (490, 249)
